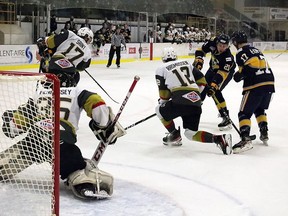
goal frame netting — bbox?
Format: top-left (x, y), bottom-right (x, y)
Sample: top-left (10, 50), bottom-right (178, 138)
top-left (0, 71), bottom-right (60, 216)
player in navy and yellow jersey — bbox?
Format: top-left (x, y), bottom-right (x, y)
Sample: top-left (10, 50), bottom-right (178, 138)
top-left (230, 30), bottom-right (275, 153)
top-left (155, 47), bottom-right (232, 155)
top-left (193, 34), bottom-right (236, 131)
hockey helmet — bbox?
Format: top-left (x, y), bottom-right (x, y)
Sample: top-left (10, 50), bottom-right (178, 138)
top-left (217, 34), bottom-right (230, 45)
top-left (162, 47), bottom-right (177, 62)
top-left (231, 30), bottom-right (248, 44)
top-left (57, 72), bottom-right (80, 87)
top-left (77, 27), bottom-right (94, 44)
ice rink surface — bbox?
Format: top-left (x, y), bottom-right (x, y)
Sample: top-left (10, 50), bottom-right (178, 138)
top-left (5, 52), bottom-right (288, 216)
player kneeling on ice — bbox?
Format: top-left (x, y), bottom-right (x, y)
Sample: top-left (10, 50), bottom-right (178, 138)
top-left (155, 47), bottom-right (232, 155)
top-left (1, 70), bottom-right (126, 199)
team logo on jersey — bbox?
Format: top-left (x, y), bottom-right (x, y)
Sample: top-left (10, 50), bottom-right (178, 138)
top-left (182, 91), bottom-right (200, 102)
top-left (35, 119), bottom-right (54, 131)
top-left (55, 59), bottom-right (73, 68)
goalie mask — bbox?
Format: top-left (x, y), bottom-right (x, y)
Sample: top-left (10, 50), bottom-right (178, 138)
top-left (77, 27), bottom-right (94, 44)
top-left (162, 47), bottom-right (177, 62)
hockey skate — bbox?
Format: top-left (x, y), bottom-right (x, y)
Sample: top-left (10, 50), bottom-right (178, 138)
top-left (163, 127), bottom-right (182, 146)
top-left (218, 116), bottom-right (232, 131)
top-left (260, 126), bottom-right (269, 146)
top-left (232, 137), bottom-right (253, 154)
top-left (214, 134), bottom-right (232, 155)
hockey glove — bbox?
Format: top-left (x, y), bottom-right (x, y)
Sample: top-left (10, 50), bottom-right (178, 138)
top-left (89, 120), bottom-right (126, 145)
top-left (11, 98), bottom-right (38, 131)
top-left (158, 98), bottom-right (168, 105)
top-left (233, 71), bottom-right (244, 82)
top-left (192, 56), bottom-right (204, 70)
top-left (207, 83), bottom-right (218, 97)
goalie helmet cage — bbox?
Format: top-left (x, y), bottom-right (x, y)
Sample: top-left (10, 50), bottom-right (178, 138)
top-left (0, 71), bottom-right (60, 216)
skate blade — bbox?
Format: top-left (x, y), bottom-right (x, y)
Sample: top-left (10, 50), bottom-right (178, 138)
top-left (233, 143), bottom-right (253, 154)
top-left (163, 138), bottom-right (182, 147)
top-left (225, 134), bottom-right (232, 155)
top-left (261, 139), bottom-right (269, 146)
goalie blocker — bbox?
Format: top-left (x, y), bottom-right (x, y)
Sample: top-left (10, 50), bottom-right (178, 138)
top-left (89, 107), bottom-right (126, 145)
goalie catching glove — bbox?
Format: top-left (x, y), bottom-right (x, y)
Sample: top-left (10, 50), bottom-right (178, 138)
top-left (1, 98), bottom-right (38, 138)
top-left (89, 107), bottom-right (126, 144)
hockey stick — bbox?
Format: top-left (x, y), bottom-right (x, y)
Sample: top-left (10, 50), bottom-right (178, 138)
top-left (272, 49), bottom-right (287, 59)
top-left (124, 113), bottom-right (156, 130)
top-left (84, 69), bottom-right (119, 104)
top-left (91, 75), bottom-right (140, 165)
top-left (211, 95), bottom-right (256, 140)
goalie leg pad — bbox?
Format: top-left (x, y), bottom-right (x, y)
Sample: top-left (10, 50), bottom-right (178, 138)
top-left (67, 159), bottom-right (113, 199)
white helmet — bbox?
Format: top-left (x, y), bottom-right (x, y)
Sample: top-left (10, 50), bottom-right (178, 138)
top-left (77, 27), bottom-right (93, 44)
top-left (162, 47), bottom-right (177, 62)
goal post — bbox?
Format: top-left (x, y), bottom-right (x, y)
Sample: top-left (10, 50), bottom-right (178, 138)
top-left (0, 71), bottom-right (60, 216)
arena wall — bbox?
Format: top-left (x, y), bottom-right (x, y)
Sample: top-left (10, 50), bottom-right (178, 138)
top-left (0, 41), bottom-right (287, 70)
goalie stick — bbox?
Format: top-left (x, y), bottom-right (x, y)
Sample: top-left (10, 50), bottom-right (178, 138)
top-left (91, 75), bottom-right (140, 166)
top-left (212, 95), bottom-right (256, 140)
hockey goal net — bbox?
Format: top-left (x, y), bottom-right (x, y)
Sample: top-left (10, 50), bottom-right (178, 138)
top-left (0, 71), bottom-right (60, 216)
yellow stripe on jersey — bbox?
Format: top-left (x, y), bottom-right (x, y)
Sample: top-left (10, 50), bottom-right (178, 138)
top-left (217, 70), bottom-right (228, 88)
top-left (159, 89), bottom-right (171, 100)
top-left (243, 81), bottom-right (275, 91)
top-left (13, 111), bottom-right (30, 130)
top-left (245, 56), bottom-right (267, 69)
top-left (46, 34), bottom-right (56, 49)
top-left (83, 94), bottom-right (106, 118)
top-left (218, 70), bottom-right (229, 80)
top-left (196, 77), bottom-right (207, 86)
top-left (60, 118), bottom-right (76, 135)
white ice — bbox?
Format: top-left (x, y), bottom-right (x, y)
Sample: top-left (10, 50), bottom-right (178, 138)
top-left (4, 52), bottom-right (288, 216)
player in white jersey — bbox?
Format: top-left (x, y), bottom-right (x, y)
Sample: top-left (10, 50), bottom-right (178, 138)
top-left (37, 27), bottom-right (93, 86)
top-left (1, 70), bottom-right (126, 199)
top-left (155, 47), bottom-right (232, 155)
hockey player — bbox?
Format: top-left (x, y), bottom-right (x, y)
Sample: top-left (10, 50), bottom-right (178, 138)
top-left (193, 34), bottom-right (236, 131)
top-left (37, 27), bottom-right (93, 85)
top-left (155, 47), bottom-right (232, 155)
top-left (1, 71), bottom-right (126, 199)
top-left (230, 30), bottom-right (275, 153)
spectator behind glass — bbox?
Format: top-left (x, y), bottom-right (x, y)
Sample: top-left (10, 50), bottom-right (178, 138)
top-left (102, 17), bottom-right (111, 30)
top-left (61, 22), bottom-right (71, 33)
top-left (50, 14), bottom-right (57, 34)
top-left (65, 16), bottom-right (77, 34)
top-left (81, 18), bottom-right (91, 29)
top-left (121, 24), bottom-right (131, 43)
